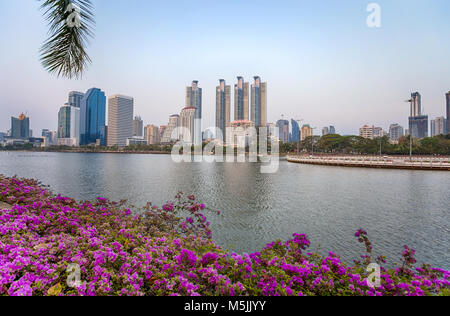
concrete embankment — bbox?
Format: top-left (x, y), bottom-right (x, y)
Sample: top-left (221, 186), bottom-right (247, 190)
top-left (287, 155), bottom-right (450, 171)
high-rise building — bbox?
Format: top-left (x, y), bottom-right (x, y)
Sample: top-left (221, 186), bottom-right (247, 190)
top-left (107, 95), bottom-right (134, 147)
top-left (42, 129), bottom-right (56, 146)
top-left (409, 116), bottom-right (428, 139)
top-left (234, 77), bottom-right (249, 121)
top-left (11, 113), bottom-right (30, 139)
top-left (216, 79), bottom-right (231, 142)
top-left (322, 127), bottom-right (330, 136)
top-left (359, 125), bottom-right (374, 139)
top-left (301, 125), bottom-right (313, 141)
top-left (291, 120), bottom-right (300, 142)
top-left (276, 120), bottom-right (290, 143)
top-left (186, 81), bottom-right (202, 144)
top-left (389, 124), bottom-right (404, 142)
top-left (446, 91), bottom-right (450, 134)
top-left (410, 92), bottom-right (422, 117)
top-left (408, 92), bottom-right (428, 139)
top-left (179, 107), bottom-right (196, 144)
top-left (251, 76), bottom-right (267, 127)
top-left (145, 125), bottom-right (160, 145)
top-left (68, 91), bottom-right (84, 108)
top-left (57, 105), bottom-right (80, 146)
top-left (329, 126), bottom-right (336, 134)
top-left (80, 88), bottom-right (106, 146)
top-left (159, 126), bottom-right (167, 140)
top-left (431, 116), bottom-right (446, 136)
top-left (161, 114), bottom-right (180, 143)
top-left (133, 116), bottom-right (143, 137)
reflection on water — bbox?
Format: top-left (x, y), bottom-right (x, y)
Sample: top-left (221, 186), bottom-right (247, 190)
top-left (0, 151), bottom-right (449, 269)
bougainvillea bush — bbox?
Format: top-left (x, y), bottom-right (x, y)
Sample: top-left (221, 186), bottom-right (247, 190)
top-left (0, 176), bottom-right (448, 296)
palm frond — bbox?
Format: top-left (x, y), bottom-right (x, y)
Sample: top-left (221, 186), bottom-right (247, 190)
top-left (39, 0), bottom-right (94, 79)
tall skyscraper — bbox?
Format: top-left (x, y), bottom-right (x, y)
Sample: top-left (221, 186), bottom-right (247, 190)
top-left (446, 91), bottom-right (450, 134)
top-left (11, 113), bottom-right (30, 139)
top-left (80, 88), bottom-right (106, 146)
top-left (408, 92), bottom-right (428, 139)
top-left (291, 120), bottom-right (300, 142)
top-left (107, 95), bottom-right (134, 147)
top-left (68, 91), bottom-right (84, 108)
top-left (276, 120), bottom-right (290, 143)
top-left (161, 114), bottom-right (180, 143)
top-left (410, 92), bottom-right (422, 117)
top-left (234, 77), bottom-right (249, 121)
top-left (216, 79), bottom-right (231, 142)
top-left (180, 107), bottom-right (196, 144)
top-left (251, 76), bottom-right (267, 127)
top-left (186, 81), bottom-right (202, 144)
top-left (57, 105), bottom-right (80, 146)
top-left (133, 116), bottom-right (144, 137)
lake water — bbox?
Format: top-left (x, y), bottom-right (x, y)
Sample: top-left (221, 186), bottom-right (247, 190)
top-left (0, 151), bottom-right (449, 269)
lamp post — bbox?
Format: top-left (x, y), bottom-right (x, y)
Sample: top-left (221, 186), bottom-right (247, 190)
top-left (311, 127), bottom-right (317, 155)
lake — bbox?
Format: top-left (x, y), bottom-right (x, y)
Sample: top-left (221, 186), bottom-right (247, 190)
top-left (0, 151), bottom-right (449, 269)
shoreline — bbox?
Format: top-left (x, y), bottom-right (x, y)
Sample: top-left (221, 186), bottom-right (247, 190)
top-left (287, 155), bottom-right (450, 171)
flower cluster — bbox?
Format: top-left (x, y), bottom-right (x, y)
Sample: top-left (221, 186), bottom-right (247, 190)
top-left (0, 176), bottom-right (448, 296)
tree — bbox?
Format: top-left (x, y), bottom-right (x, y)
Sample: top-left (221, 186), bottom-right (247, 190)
top-left (39, 0), bottom-right (94, 79)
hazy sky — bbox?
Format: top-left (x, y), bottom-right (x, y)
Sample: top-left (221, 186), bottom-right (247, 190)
top-left (1, 0), bottom-right (449, 136)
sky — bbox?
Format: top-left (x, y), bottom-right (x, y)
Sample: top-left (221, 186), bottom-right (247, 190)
top-left (0, 0), bottom-right (449, 136)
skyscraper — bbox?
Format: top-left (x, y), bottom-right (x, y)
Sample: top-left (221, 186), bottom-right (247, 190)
top-left (161, 114), bottom-right (180, 143)
top-left (180, 107), bottom-right (196, 144)
top-left (234, 77), bottom-right (249, 121)
top-left (11, 113), bottom-right (30, 139)
top-left (68, 91), bottom-right (84, 108)
top-left (57, 105), bottom-right (80, 146)
top-left (291, 119), bottom-right (300, 142)
top-left (145, 125), bottom-right (160, 145)
top-left (107, 95), bottom-right (134, 147)
top-left (216, 79), bottom-right (231, 142)
top-left (276, 120), bottom-right (290, 143)
top-left (80, 88), bottom-right (106, 146)
top-left (251, 76), bottom-right (267, 127)
top-left (133, 116), bottom-right (144, 137)
top-left (186, 81), bottom-right (202, 144)
top-left (408, 92), bottom-right (428, 139)
top-left (446, 91), bottom-right (450, 134)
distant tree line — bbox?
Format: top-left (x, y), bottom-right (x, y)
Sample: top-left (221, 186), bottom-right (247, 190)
top-left (281, 134), bottom-right (450, 156)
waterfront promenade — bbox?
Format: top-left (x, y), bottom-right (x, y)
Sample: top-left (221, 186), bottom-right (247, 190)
top-left (287, 155), bottom-right (450, 171)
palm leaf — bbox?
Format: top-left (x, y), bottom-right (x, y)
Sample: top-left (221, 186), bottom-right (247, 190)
top-left (39, 0), bottom-right (94, 79)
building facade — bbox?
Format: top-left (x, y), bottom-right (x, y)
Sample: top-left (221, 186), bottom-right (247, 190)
top-left (145, 125), bottom-right (160, 145)
top-left (389, 124), bottom-right (404, 142)
top-left (107, 95), bottom-right (134, 147)
top-left (408, 92), bottom-right (428, 139)
top-left (291, 120), bottom-right (301, 142)
top-left (186, 81), bottom-right (202, 145)
top-left (446, 91), bottom-right (450, 134)
top-left (161, 114), bottom-right (180, 143)
top-left (11, 113), bottom-right (30, 139)
top-left (301, 125), bottom-right (313, 141)
top-left (57, 105), bottom-right (80, 146)
top-left (251, 76), bottom-right (267, 127)
top-left (179, 107), bottom-right (196, 144)
top-left (216, 79), bottom-right (231, 142)
top-left (276, 120), bottom-right (290, 143)
top-left (234, 77), bottom-right (249, 121)
top-left (133, 116), bottom-right (143, 137)
top-left (80, 88), bottom-right (106, 146)
top-left (68, 91), bottom-right (84, 108)
top-left (431, 116), bottom-right (446, 137)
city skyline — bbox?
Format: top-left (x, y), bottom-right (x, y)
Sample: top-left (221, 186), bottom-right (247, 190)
top-left (1, 1), bottom-right (450, 136)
